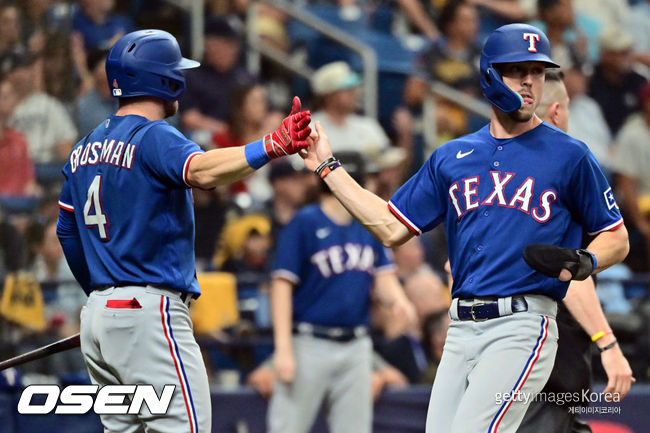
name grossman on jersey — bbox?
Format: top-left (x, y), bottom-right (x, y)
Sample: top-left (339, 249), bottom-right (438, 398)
top-left (69, 138), bottom-right (137, 173)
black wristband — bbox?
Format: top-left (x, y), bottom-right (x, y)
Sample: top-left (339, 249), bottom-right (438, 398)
top-left (315, 157), bottom-right (340, 178)
top-left (598, 339), bottom-right (618, 353)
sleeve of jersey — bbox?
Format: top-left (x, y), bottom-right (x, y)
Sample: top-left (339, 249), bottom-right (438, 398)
top-left (569, 151), bottom-right (624, 235)
top-left (58, 176), bottom-right (75, 212)
top-left (56, 207), bottom-right (92, 295)
top-left (141, 123), bottom-right (204, 189)
top-left (387, 152), bottom-right (447, 235)
top-left (270, 216), bottom-right (304, 285)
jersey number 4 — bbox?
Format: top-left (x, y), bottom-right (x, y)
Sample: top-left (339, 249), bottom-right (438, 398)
top-left (84, 175), bottom-right (109, 241)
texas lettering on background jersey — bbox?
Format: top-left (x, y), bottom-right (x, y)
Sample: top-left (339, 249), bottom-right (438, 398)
top-left (272, 205), bottom-right (394, 327)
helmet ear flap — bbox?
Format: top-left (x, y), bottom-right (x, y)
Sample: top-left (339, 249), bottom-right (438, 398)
top-left (483, 66), bottom-right (524, 114)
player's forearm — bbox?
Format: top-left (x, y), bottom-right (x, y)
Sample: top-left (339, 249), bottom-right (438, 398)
top-left (586, 225), bottom-right (629, 273)
top-left (324, 168), bottom-right (413, 247)
top-left (56, 209), bottom-right (91, 293)
top-left (186, 146), bottom-right (255, 189)
top-left (562, 278), bottom-right (615, 345)
top-left (270, 278), bottom-right (294, 353)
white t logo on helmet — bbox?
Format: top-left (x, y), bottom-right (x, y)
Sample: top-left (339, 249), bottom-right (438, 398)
top-left (523, 33), bottom-right (540, 52)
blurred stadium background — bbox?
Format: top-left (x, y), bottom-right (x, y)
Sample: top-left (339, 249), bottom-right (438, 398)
top-left (0, 0), bottom-right (649, 431)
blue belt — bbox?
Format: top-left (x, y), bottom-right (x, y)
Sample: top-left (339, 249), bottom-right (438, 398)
top-left (457, 296), bottom-right (528, 321)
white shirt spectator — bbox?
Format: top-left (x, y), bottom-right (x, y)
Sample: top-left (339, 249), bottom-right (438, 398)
top-left (568, 94), bottom-right (612, 169)
top-left (610, 113), bottom-right (650, 195)
top-left (9, 93), bottom-right (78, 164)
top-left (311, 111), bottom-right (390, 160)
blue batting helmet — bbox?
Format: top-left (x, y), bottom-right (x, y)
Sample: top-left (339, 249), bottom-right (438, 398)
top-left (105, 29), bottom-right (199, 101)
top-left (480, 23), bottom-right (559, 113)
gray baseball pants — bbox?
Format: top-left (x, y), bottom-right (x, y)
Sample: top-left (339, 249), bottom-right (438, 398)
top-left (80, 285), bottom-right (211, 433)
top-left (268, 334), bottom-right (372, 433)
top-left (426, 294), bottom-right (559, 433)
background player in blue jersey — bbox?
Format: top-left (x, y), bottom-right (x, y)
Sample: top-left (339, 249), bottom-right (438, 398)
top-left (267, 152), bottom-right (415, 433)
top-left (55, 29), bottom-right (311, 433)
top-left (300, 23), bottom-right (629, 433)
top-left (516, 70), bottom-right (635, 433)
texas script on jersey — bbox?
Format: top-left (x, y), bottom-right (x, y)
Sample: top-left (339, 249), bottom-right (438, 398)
top-left (448, 171), bottom-right (556, 222)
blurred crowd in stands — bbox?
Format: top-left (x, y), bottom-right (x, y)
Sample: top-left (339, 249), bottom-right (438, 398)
top-left (0, 0), bottom-right (649, 398)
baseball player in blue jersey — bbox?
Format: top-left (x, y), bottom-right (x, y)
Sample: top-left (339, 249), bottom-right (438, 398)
top-left (55, 29), bottom-right (311, 433)
top-left (300, 23), bottom-right (629, 433)
top-left (267, 152), bottom-right (414, 433)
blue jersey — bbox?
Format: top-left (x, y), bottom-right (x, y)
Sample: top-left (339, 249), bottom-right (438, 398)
top-left (389, 122), bottom-right (623, 300)
top-left (58, 114), bottom-right (203, 295)
top-left (272, 204), bottom-right (394, 327)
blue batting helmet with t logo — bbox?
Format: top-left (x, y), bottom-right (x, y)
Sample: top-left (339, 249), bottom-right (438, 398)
top-left (480, 23), bottom-right (559, 113)
top-left (105, 29), bottom-right (200, 101)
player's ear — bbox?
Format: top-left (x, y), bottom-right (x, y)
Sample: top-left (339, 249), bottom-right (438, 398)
top-left (549, 102), bottom-right (561, 126)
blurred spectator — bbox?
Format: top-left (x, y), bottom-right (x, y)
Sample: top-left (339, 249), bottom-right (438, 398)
top-left (563, 66), bottom-right (613, 172)
top-left (219, 214), bottom-right (273, 293)
top-left (180, 15), bottom-right (255, 137)
top-left (467, 0), bottom-right (533, 39)
top-left (72, 0), bottom-right (134, 51)
top-left (213, 83), bottom-right (284, 203)
top-left (373, 269), bottom-right (449, 383)
top-left (5, 50), bottom-right (77, 164)
top-left (391, 237), bottom-right (433, 283)
top-left (536, 0), bottom-right (588, 70)
top-left (193, 188), bottom-right (228, 272)
top-left (625, 0), bottom-right (650, 68)
top-left (366, 146), bottom-right (408, 200)
top-left (0, 4), bottom-right (24, 56)
top-left (311, 61), bottom-right (393, 160)
top-left (41, 31), bottom-right (77, 103)
top-left (262, 160), bottom-right (313, 242)
top-left (403, 271), bottom-right (450, 325)
top-left (610, 83), bottom-right (650, 272)
top-left (0, 209), bottom-right (27, 283)
top-left (22, 0), bottom-right (74, 55)
top-left (75, 49), bottom-right (116, 133)
top-left (0, 78), bottom-right (38, 199)
top-left (587, 27), bottom-right (648, 136)
top-left (572, 0), bottom-right (629, 35)
top-left (26, 220), bottom-right (85, 322)
top-left (404, 0), bottom-right (482, 104)
top-left (419, 309), bottom-right (450, 383)
top-left (402, 1), bottom-right (481, 142)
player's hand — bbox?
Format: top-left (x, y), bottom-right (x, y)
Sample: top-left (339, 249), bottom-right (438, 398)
top-left (371, 366), bottom-right (408, 401)
top-left (300, 121), bottom-right (334, 172)
top-left (263, 96), bottom-right (311, 159)
top-left (601, 342), bottom-right (635, 401)
top-left (274, 349), bottom-right (296, 384)
top-left (246, 364), bottom-right (275, 399)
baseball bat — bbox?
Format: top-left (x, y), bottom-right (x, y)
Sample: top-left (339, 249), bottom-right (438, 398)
top-left (0, 333), bottom-right (80, 371)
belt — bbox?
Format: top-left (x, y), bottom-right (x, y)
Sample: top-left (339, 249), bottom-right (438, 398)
top-left (456, 296), bottom-right (528, 321)
top-left (292, 322), bottom-right (368, 343)
top-left (93, 283), bottom-right (197, 307)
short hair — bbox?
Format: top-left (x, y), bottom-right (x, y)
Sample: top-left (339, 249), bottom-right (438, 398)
top-left (544, 69), bottom-right (564, 82)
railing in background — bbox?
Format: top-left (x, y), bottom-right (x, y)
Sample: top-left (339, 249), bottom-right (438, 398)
top-left (162, 0), bottom-right (205, 60)
top-left (422, 82), bottom-right (492, 152)
top-left (246, 0), bottom-right (379, 119)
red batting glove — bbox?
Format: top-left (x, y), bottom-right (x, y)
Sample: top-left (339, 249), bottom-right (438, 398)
top-left (263, 96), bottom-right (311, 159)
